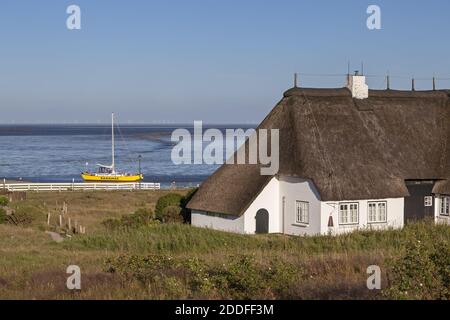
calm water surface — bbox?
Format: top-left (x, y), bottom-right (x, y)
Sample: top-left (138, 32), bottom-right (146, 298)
top-left (0, 124), bottom-right (253, 188)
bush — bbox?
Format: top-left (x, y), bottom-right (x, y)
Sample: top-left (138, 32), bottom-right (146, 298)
top-left (0, 196), bottom-right (9, 206)
top-left (180, 188), bottom-right (198, 223)
top-left (102, 208), bottom-right (156, 230)
top-left (104, 253), bottom-right (298, 299)
top-left (430, 241), bottom-right (450, 297)
top-left (101, 218), bottom-right (123, 230)
top-left (105, 254), bottom-right (177, 284)
top-left (155, 193), bottom-right (183, 222)
top-left (12, 205), bottom-right (41, 226)
top-left (212, 255), bottom-right (297, 299)
top-left (383, 239), bottom-right (449, 300)
top-left (161, 206), bottom-right (183, 223)
top-left (121, 208), bottom-right (154, 227)
top-left (0, 208), bottom-right (7, 224)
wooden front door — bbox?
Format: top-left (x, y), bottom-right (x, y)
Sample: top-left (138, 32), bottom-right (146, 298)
top-left (255, 209), bottom-right (269, 234)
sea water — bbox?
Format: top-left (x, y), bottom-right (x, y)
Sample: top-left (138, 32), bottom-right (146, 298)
top-left (0, 124), bottom-right (253, 188)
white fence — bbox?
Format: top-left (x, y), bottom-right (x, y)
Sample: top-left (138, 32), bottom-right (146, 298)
top-left (1, 182), bottom-right (160, 192)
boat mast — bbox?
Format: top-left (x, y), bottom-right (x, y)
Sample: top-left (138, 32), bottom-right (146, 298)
top-left (111, 112), bottom-right (115, 173)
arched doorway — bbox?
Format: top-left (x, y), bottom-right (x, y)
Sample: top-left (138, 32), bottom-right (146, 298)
top-left (255, 209), bottom-right (269, 234)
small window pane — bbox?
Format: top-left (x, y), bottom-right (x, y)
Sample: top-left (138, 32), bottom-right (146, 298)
top-left (424, 196), bottom-right (433, 207)
top-left (368, 202), bottom-right (387, 223)
top-left (295, 201), bottom-right (309, 224)
top-left (368, 203), bottom-right (377, 222)
top-left (440, 197), bottom-right (450, 216)
top-left (339, 203), bottom-right (358, 224)
top-left (378, 203), bottom-right (386, 222)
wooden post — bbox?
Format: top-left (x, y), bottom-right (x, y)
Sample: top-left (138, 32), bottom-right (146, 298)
top-left (68, 218), bottom-right (72, 231)
top-left (59, 215), bottom-right (63, 227)
top-left (47, 213), bottom-right (51, 225)
top-left (433, 77), bottom-right (436, 91)
top-left (62, 202), bottom-right (67, 216)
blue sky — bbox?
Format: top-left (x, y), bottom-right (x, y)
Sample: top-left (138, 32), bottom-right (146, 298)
top-left (0, 0), bottom-right (449, 123)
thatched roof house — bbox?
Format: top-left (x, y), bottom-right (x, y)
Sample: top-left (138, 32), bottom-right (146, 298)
top-left (188, 75), bottom-right (450, 235)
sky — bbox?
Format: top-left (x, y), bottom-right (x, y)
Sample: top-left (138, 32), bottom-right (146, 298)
top-left (0, 0), bottom-right (449, 124)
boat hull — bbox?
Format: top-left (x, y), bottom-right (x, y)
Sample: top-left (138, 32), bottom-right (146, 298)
top-left (81, 173), bottom-right (143, 182)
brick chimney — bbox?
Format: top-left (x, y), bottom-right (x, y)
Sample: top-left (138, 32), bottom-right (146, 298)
top-left (347, 72), bottom-right (369, 99)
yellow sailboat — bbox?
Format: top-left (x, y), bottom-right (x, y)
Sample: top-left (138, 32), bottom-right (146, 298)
top-left (81, 113), bottom-right (144, 182)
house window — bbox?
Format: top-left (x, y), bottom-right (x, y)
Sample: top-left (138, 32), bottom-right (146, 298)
top-left (295, 201), bottom-right (309, 224)
top-left (424, 196), bottom-right (433, 207)
top-left (368, 201), bottom-right (387, 223)
top-left (439, 196), bottom-right (450, 216)
top-left (339, 203), bottom-right (359, 225)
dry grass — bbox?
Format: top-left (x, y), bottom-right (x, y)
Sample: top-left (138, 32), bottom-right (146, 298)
top-left (9, 190), bottom-right (187, 231)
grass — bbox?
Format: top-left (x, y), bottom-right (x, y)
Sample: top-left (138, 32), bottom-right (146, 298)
top-left (7, 190), bottom-right (187, 231)
top-left (0, 190), bottom-right (449, 299)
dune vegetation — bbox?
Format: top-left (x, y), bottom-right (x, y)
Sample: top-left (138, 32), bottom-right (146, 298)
top-left (0, 190), bottom-right (448, 300)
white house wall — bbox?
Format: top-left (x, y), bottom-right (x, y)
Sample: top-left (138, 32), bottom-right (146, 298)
top-left (192, 176), bottom-right (406, 236)
top-left (279, 176), bottom-right (322, 236)
top-left (242, 177), bottom-right (280, 234)
top-left (434, 196), bottom-right (450, 225)
top-left (320, 198), bottom-right (404, 235)
top-left (191, 177), bottom-right (281, 234)
top-left (191, 211), bottom-right (245, 233)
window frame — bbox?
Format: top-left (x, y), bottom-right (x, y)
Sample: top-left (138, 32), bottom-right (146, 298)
top-left (367, 201), bottom-right (388, 224)
top-left (295, 200), bottom-right (310, 225)
top-left (439, 196), bottom-right (450, 216)
top-left (338, 202), bottom-right (359, 225)
top-left (424, 196), bottom-right (433, 207)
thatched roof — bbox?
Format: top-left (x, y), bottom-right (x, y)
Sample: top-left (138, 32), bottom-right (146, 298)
top-left (188, 87), bottom-right (450, 216)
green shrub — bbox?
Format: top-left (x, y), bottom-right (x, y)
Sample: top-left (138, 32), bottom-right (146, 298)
top-left (161, 206), bottom-right (183, 223)
top-left (104, 253), bottom-right (298, 299)
top-left (211, 255), bottom-right (297, 299)
top-left (430, 241), bottom-right (450, 298)
top-left (105, 254), bottom-right (178, 284)
top-left (102, 208), bottom-right (156, 230)
top-left (12, 205), bottom-right (42, 226)
top-left (0, 208), bottom-right (7, 224)
top-left (102, 218), bottom-right (123, 230)
top-left (155, 193), bottom-right (183, 222)
top-left (383, 239), bottom-right (449, 300)
top-left (0, 196), bottom-right (9, 206)
top-left (121, 208), bottom-right (154, 227)
top-left (180, 188), bottom-right (198, 223)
